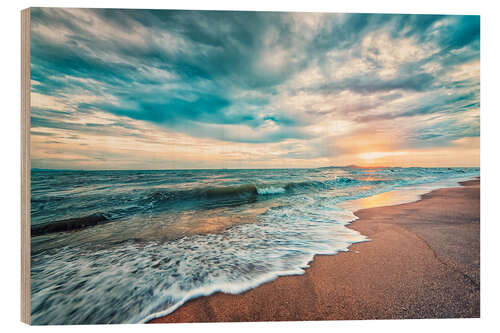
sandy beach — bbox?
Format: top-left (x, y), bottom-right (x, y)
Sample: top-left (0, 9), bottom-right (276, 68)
top-left (150, 178), bottom-right (480, 323)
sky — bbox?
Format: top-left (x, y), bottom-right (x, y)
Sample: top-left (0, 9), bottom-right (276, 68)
top-left (29, 8), bottom-right (480, 169)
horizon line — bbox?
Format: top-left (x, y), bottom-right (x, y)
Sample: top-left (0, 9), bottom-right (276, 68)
top-left (30, 165), bottom-right (480, 172)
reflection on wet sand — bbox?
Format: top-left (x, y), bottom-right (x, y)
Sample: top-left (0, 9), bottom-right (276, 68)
top-left (355, 191), bottom-right (399, 209)
top-left (340, 188), bottom-right (427, 212)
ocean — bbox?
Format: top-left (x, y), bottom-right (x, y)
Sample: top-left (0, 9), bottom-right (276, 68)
top-left (30, 166), bottom-right (479, 324)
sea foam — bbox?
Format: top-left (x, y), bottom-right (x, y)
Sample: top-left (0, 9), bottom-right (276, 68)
top-left (256, 186), bottom-right (286, 195)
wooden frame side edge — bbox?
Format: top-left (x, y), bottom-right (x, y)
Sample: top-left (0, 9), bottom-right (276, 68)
top-left (21, 7), bottom-right (31, 325)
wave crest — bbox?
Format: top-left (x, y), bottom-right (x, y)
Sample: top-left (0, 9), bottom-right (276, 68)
top-left (150, 177), bottom-right (357, 204)
top-left (256, 186), bottom-right (286, 195)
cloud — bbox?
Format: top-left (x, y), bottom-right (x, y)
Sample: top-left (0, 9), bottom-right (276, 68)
top-left (29, 8), bottom-right (480, 168)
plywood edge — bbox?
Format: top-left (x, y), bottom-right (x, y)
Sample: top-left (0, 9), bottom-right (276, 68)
top-left (21, 7), bottom-right (31, 325)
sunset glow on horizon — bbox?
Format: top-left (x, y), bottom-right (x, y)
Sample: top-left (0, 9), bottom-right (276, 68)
top-left (30, 9), bottom-right (480, 170)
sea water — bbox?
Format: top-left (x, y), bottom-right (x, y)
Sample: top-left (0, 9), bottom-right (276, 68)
top-left (30, 166), bottom-right (479, 324)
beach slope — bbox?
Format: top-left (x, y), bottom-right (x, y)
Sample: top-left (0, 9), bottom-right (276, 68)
top-left (150, 179), bottom-right (480, 323)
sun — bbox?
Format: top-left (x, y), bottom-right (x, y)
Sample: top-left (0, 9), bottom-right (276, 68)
top-left (358, 151), bottom-right (409, 161)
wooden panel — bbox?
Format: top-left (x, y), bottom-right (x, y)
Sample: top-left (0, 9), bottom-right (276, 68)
top-left (21, 7), bottom-right (31, 325)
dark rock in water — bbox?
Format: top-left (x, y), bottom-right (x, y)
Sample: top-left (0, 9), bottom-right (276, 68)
top-left (31, 213), bottom-right (110, 236)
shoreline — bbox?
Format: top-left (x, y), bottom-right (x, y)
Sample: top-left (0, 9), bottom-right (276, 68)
top-left (149, 178), bottom-right (480, 323)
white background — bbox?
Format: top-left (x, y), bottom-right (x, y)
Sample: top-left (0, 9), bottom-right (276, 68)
top-left (1, 1), bottom-right (498, 332)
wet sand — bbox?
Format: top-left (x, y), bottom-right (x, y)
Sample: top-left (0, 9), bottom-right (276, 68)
top-left (150, 178), bottom-right (480, 323)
